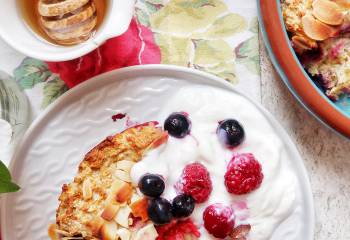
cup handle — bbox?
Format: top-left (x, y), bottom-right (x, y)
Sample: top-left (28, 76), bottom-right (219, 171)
top-left (93, 0), bottom-right (135, 45)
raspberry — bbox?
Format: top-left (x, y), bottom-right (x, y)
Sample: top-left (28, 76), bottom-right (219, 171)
top-left (156, 219), bottom-right (201, 240)
top-left (203, 203), bottom-right (235, 238)
top-left (224, 153), bottom-right (263, 195)
top-left (176, 163), bottom-right (212, 203)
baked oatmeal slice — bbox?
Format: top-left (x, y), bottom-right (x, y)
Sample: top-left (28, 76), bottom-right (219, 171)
top-left (49, 122), bottom-right (168, 240)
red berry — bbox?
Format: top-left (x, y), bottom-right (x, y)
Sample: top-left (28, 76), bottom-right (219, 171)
top-left (176, 163), bottom-right (212, 203)
top-left (156, 219), bottom-right (201, 240)
top-left (225, 153), bottom-right (263, 195)
top-left (203, 203), bottom-right (235, 238)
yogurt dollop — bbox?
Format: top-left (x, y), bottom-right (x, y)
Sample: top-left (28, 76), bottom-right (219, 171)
top-left (131, 87), bottom-right (297, 239)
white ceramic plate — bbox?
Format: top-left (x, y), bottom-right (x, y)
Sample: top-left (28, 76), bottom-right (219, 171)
top-left (1, 65), bottom-right (314, 240)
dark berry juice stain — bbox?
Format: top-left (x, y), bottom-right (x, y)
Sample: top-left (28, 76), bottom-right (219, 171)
top-left (112, 113), bottom-right (126, 122)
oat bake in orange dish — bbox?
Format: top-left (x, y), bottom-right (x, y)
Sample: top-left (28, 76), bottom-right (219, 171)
top-left (281, 0), bottom-right (350, 100)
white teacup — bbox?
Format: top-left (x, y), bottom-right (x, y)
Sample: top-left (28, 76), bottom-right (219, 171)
top-left (0, 0), bottom-right (135, 61)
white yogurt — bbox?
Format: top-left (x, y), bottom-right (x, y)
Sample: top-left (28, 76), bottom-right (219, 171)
top-left (131, 86), bottom-right (297, 239)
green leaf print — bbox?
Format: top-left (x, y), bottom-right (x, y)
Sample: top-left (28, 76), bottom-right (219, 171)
top-left (136, 0), bottom-right (163, 26)
top-left (156, 34), bottom-right (192, 66)
top-left (235, 36), bottom-right (260, 75)
top-left (193, 40), bottom-right (236, 83)
top-left (209, 63), bottom-right (237, 83)
top-left (194, 39), bottom-right (233, 66)
top-left (145, 0), bottom-right (163, 4)
top-left (179, 0), bottom-right (213, 8)
top-left (42, 77), bottom-right (68, 108)
top-left (150, 0), bottom-right (227, 35)
top-left (13, 58), bottom-right (52, 89)
top-left (196, 13), bottom-right (247, 39)
top-left (249, 17), bottom-right (259, 34)
top-left (136, 7), bottom-right (150, 26)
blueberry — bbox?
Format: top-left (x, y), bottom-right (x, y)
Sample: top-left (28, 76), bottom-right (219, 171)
top-left (172, 194), bottom-right (195, 218)
top-left (148, 198), bottom-right (173, 225)
top-left (217, 119), bottom-right (245, 147)
top-left (164, 112), bottom-right (191, 138)
top-left (139, 174), bottom-right (165, 198)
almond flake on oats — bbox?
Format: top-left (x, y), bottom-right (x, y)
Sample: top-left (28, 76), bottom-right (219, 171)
top-left (82, 179), bottom-right (93, 201)
top-left (87, 217), bottom-right (105, 237)
top-left (313, 0), bottom-right (344, 25)
top-left (114, 205), bottom-right (132, 228)
top-left (115, 169), bottom-right (132, 182)
top-left (292, 35), bottom-right (318, 53)
top-left (332, 0), bottom-right (350, 9)
top-left (116, 228), bottom-right (131, 240)
top-left (100, 221), bottom-right (118, 240)
top-left (116, 160), bottom-right (135, 173)
top-left (115, 183), bottom-right (133, 203)
top-left (101, 204), bottom-right (120, 221)
top-left (302, 14), bottom-right (338, 40)
top-left (133, 223), bottom-right (158, 240)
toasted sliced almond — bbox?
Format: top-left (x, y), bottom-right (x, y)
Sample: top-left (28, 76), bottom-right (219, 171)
top-left (87, 217), bottom-right (105, 237)
top-left (291, 35), bottom-right (318, 53)
top-left (133, 223), bottom-right (158, 240)
top-left (101, 204), bottom-right (120, 221)
top-left (130, 198), bottom-right (149, 222)
top-left (101, 221), bottom-right (118, 240)
top-left (82, 179), bottom-right (93, 201)
top-left (107, 179), bottom-right (126, 202)
top-left (114, 205), bottom-right (132, 228)
top-left (302, 14), bottom-right (338, 40)
top-left (115, 169), bottom-right (132, 182)
top-left (116, 160), bottom-right (135, 173)
top-left (116, 182), bottom-right (133, 203)
top-left (332, 0), bottom-right (350, 9)
top-left (313, 0), bottom-right (344, 25)
top-left (130, 191), bottom-right (142, 204)
top-left (116, 228), bottom-right (131, 240)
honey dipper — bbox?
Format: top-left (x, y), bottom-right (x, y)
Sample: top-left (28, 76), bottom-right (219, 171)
top-left (38, 0), bottom-right (97, 45)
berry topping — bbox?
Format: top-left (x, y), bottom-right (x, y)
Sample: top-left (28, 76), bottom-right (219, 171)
top-left (139, 174), bottom-right (165, 198)
top-left (164, 112), bottom-right (191, 138)
top-left (172, 194), bottom-right (195, 218)
top-left (217, 119), bottom-right (245, 147)
top-left (225, 153), bottom-right (263, 195)
top-left (176, 163), bottom-right (212, 203)
top-left (148, 198), bottom-right (173, 225)
top-left (203, 203), bottom-right (235, 238)
top-left (156, 219), bottom-right (201, 240)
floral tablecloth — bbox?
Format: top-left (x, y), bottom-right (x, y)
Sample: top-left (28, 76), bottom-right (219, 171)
top-left (0, 0), bottom-right (260, 166)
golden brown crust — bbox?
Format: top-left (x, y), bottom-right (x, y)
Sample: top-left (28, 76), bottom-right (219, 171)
top-left (55, 123), bottom-right (168, 238)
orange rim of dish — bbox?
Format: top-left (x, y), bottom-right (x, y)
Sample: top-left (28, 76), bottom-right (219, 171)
top-left (258, 0), bottom-right (350, 138)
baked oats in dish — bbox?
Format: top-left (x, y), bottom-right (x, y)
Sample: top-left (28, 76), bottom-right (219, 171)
top-left (282, 0), bottom-right (350, 100)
